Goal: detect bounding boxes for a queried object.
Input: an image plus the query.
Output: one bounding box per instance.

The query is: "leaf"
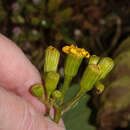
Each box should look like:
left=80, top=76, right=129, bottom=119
left=63, top=84, right=96, bottom=130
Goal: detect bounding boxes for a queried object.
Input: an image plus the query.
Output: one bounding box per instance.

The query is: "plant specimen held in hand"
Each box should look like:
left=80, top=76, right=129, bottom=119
left=30, top=44, right=114, bottom=123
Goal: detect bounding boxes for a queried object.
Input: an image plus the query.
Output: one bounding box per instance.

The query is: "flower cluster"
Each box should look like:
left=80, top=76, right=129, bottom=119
left=31, top=44, right=114, bottom=124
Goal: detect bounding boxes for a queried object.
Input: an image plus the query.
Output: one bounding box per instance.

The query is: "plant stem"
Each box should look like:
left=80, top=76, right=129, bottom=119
left=45, top=105, right=50, bottom=116
left=54, top=107, right=62, bottom=123
left=62, top=90, right=84, bottom=114
left=45, top=94, right=54, bottom=117
left=60, top=75, right=72, bottom=105
left=54, top=75, right=72, bottom=123
left=44, top=99, right=51, bottom=116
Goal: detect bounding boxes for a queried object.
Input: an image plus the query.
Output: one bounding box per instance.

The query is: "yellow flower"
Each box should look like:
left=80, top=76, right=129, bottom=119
left=62, top=46, right=70, bottom=54
left=62, top=44, right=90, bottom=58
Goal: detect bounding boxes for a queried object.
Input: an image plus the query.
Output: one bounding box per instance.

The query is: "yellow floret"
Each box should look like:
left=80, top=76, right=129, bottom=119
left=62, top=46, right=70, bottom=54
left=70, top=48, right=77, bottom=54
left=62, top=44, right=90, bottom=58
left=70, top=44, right=75, bottom=49
left=81, top=49, right=87, bottom=55
left=85, top=53, right=90, bottom=58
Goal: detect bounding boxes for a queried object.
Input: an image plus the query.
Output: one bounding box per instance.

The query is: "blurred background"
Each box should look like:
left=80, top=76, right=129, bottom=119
left=0, top=0, right=130, bottom=130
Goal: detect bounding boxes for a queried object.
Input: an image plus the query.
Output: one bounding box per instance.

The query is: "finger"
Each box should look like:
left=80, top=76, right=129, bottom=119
left=0, top=87, right=65, bottom=130
left=0, top=34, right=44, bottom=112
left=0, top=34, right=65, bottom=128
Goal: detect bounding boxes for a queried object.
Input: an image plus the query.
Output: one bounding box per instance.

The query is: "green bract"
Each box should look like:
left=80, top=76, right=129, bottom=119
left=45, top=72, right=60, bottom=99
left=64, top=54, right=83, bottom=77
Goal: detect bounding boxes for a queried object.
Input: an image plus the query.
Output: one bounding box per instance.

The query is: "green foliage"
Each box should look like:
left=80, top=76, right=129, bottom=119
left=11, top=15, right=25, bottom=24
left=60, top=8, right=73, bottom=23
left=48, top=0, right=62, bottom=13
left=28, top=30, right=41, bottom=42
left=30, top=45, right=114, bottom=123
left=63, top=84, right=96, bottom=130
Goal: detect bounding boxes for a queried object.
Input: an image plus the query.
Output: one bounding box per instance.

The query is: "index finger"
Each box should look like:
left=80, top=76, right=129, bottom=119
left=0, top=34, right=45, bottom=113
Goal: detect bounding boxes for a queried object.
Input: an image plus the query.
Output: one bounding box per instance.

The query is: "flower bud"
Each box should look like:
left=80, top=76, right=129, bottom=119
left=45, top=72, right=60, bottom=99
left=98, top=57, right=114, bottom=79
left=88, top=55, right=100, bottom=65
left=52, top=90, right=62, bottom=99
left=62, top=45, right=90, bottom=77
left=31, top=84, right=45, bottom=101
left=64, top=54, right=83, bottom=77
left=79, top=64, right=101, bottom=94
left=44, top=46, right=60, bottom=73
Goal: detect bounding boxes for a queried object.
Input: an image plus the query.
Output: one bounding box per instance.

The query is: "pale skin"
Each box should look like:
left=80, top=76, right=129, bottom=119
left=0, top=34, right=65, bottom=130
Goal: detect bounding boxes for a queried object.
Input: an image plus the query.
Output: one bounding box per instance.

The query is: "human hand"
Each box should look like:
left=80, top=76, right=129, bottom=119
left=0, top=34, right=65, bottom=130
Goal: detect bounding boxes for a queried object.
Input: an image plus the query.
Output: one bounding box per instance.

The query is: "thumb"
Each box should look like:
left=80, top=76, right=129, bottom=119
left=0, top=87, right=65, bottom=130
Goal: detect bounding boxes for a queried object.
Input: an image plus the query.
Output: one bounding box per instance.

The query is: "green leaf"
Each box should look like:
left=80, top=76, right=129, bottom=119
left=63, top=84, right=96, bottom=130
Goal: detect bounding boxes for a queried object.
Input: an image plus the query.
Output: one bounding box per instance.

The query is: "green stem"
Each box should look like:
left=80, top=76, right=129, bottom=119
left=47, top=91, right=51, bottom=102
left=45, top=104, right=51, bottom=116
left=62, top=90, right=85, bottom=114
left=45, top=92, right=53, bottom=117
left=54, top=75, right=72, bottom=123
left=54, top=91, right=84, bottom=123
left=60, top=75, right=72, bottom=105
left=54, top=107, right=62, bottom=123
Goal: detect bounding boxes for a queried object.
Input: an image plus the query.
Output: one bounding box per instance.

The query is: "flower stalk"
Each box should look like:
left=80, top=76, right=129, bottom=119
left=61, top=45, right=90, bottom=103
